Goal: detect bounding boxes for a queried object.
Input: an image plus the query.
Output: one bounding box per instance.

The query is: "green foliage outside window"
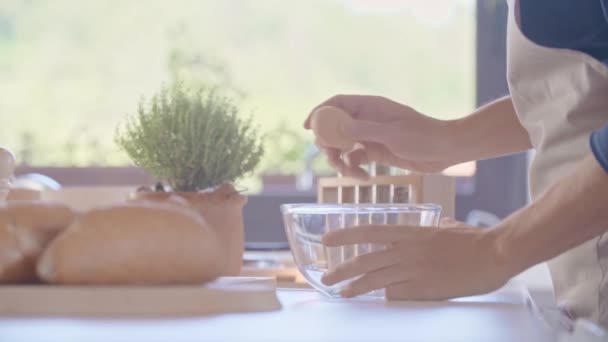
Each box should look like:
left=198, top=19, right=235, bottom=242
left=0, top=0, right=474, bottom=183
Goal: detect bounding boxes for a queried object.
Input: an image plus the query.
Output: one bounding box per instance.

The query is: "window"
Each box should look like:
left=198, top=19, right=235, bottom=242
left=1, top=0, right=476, bottom=191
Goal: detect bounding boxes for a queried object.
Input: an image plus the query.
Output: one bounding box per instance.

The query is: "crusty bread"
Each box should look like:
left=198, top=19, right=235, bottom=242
left=131, top=184, right=247, bottom=276
left=0, top=201, right=76, bottom=283
left=0, top=221, right=31, bottom=283
left=5, top=201, right=76, bottom=248
left=7, top=187, right=42, bottom=201
left=37, top=202, right=223, bottom=285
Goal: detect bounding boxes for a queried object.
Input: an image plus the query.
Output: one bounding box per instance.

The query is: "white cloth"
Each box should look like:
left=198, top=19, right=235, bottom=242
left=506, top=0, right=608, bottom=324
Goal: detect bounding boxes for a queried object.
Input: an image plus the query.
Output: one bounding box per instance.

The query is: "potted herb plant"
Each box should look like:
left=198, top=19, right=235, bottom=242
left=115, top=83, right=264, bottom=276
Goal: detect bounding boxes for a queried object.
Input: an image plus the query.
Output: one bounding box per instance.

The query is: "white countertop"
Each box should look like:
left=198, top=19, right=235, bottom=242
left=0, top=284, right=556, bottom=342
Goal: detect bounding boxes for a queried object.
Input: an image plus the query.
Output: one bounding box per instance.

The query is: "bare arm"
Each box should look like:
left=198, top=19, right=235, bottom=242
left=447, top=96, right=533, bottom=164
left=494, top=153, right=608, bottom=275
left=305, top=95, right=532, bottom=178
left=319, top=153, right=608, bottom=300
left=316, top=100, right=608, bottom=301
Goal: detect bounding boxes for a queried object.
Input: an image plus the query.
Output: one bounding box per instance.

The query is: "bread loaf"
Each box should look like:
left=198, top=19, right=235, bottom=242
left=37, top=202, right=223, bottom=285
left=0, top=220, right=30, bottom=283
left=5, top=201, right=76, bottom=247
left=0, top=201, right=76, bottom=283
left=131, top=184, right=247, bottom=276
left=7, top=187, right=42, bottom=201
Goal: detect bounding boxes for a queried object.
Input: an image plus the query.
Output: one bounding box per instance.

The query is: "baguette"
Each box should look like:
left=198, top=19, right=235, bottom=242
left=6, top=187, right=41, bottom=201
left=38, top=202, right=223, bottom=285
left=0, top=221, right=30, bottom=282
left=0, top=201, right=76, bottom=283
left=5, top=201, right=76, bottom=248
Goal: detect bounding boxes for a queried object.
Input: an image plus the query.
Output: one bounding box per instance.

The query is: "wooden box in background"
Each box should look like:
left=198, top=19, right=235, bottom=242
left=318, top=166, right=455, bottom=219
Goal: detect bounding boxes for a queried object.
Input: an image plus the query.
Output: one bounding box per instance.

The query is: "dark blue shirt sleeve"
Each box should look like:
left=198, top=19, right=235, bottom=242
left=591, top=124, right=608, bottom=173
left=520, top=0, right=608, bottom=65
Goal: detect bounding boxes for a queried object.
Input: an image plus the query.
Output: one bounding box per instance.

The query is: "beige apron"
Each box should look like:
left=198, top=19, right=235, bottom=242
left=506, top=0, right=608, bottom=324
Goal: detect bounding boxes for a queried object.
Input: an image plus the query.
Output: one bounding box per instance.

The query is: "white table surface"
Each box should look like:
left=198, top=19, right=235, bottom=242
left=0, top=284, right=556, bottom=342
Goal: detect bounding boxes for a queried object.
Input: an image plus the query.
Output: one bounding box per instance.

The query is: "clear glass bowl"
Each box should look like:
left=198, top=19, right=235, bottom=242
left=281, top=203, right=441, bottom=298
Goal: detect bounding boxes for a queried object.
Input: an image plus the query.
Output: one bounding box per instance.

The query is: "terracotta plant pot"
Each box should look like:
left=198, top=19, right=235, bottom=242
left=132, top=183, right=246, bottom=276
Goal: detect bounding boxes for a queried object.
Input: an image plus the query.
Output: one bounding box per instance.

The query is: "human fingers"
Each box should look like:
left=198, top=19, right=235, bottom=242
left=340, top=265, right=411, bottom=298
left=324, top=147, right=348, bottom=175
left=305, top=94, right=354, bottom=129
left=367, top=150, right=450, bottom=174
left=321, top=248, right=399, bottom=286
left=385, top=280, right=478, bottom=301
left=342, top=149, right=371, bottom=180
left=322, top=225, right=426, bottom=246
left=354, top=142, right=410, bottom=169
left=349, top=142, right=423, bottom=172
left=385, top=281, right=440, bottom=301
left=305, top=94, right=392, bottom=129
left=344, top=143, right=413, bottom=175
left=317, top=139, right=368, bottom=178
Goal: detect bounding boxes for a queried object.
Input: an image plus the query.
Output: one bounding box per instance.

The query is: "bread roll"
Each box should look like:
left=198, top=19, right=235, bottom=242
left=0, top=201, right=75, bottom=283
left=5, top=201, right=76, bottom=247
left=131, top=184, right=247, bottom=276
left=0, top=221, right=30, bottom=283
left=7, top=187, right=42, bottom=201
left=37, top=202, right=223, bottom=285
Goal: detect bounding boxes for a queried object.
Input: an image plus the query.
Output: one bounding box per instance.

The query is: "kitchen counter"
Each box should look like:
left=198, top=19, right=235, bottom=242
left=0, top=284, right=557, bottom=342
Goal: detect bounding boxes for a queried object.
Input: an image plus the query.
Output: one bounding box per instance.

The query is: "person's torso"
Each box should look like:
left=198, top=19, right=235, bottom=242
left=509, top=0, right=608, bottom=196
left=506, top=0, right=608, bottom=324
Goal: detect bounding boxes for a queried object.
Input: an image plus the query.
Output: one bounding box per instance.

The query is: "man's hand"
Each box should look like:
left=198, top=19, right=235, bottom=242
left=305, top=95, right=457, bottom=179
left=321, top=219, right=513, bottom=300
left=304, top=95, right=531, bottom=179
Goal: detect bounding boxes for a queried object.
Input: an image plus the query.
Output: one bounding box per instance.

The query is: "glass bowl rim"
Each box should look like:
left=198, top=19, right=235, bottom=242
left=281, top=203, right=441, bottom=214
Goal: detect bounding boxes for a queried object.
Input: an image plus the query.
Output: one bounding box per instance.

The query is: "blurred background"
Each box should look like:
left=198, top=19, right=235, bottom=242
left=0, top=0, right=475, bottom=185
left=2, top=1, right=528, bottom=239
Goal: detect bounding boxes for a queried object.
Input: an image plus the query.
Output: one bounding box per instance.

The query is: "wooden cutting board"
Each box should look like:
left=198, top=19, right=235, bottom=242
left=0, top=277, right=281, bottom=317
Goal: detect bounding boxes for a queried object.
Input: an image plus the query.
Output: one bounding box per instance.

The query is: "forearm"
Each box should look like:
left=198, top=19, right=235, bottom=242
left=446, top=96, right=532, bottom=164
left=492, top=154, right=608, bottom=276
